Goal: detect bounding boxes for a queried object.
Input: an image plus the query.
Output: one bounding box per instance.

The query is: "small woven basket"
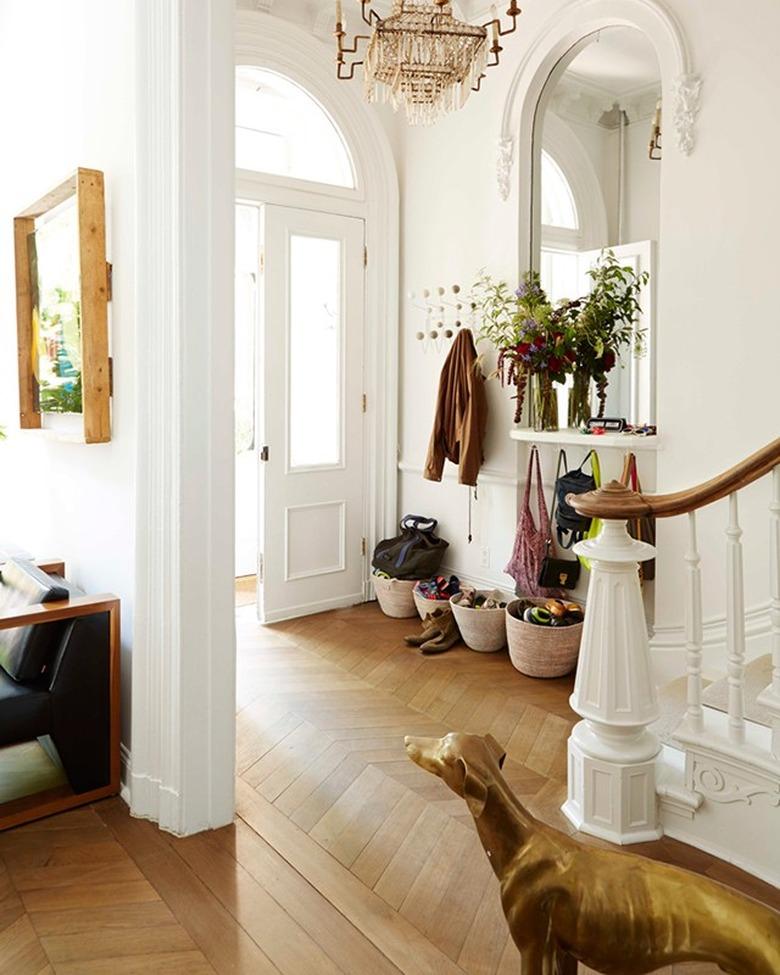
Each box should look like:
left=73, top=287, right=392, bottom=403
left=506, top=598, right=583, bottom=678
left=449, top=592, right=508, bottom=653
left=413, top=587, right=450, bottom=620
left=373, top=576, right=419, bottom=618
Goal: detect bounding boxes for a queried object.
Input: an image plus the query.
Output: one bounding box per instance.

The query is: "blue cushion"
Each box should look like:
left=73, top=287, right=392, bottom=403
left=0, top=560, right=69, bottom=682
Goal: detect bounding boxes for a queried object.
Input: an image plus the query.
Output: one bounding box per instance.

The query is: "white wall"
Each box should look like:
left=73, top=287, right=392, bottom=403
left=397, top=0, right=779, bottom=673
left=0, top=1, right=136, bottom=741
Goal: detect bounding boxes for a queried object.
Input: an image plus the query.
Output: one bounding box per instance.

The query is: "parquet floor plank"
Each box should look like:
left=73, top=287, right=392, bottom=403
left=0, top=914, right=51, bottom=975
left=212, top=818, right=403, bottom=975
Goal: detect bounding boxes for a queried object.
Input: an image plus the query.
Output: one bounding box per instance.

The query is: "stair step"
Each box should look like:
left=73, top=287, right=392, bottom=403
left=701, top=654, right=773, bottom=729
left=653, top=675, right=712, bottom=747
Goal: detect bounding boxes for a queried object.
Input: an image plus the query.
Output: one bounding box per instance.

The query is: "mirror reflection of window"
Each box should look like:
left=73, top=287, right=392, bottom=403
left=540, top=151, right=581, bottom=304
left=534, top=26, right=661, bottom=424
left=29, top=199, right=83, bottom=415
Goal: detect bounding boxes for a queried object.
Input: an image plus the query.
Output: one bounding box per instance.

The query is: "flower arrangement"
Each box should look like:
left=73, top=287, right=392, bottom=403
left=474, top=251, right=649, bottom=429
left=473, top=271, right=575, bottom=425
left=568, top=251, right=649, bottom=421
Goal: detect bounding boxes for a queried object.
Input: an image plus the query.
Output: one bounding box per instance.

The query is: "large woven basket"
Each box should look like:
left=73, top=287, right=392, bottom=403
left=450, top=592, right=508, bottom=653
left=373, top=576, right=419, bottom=618
left=506, top=598, right=583, bottom=678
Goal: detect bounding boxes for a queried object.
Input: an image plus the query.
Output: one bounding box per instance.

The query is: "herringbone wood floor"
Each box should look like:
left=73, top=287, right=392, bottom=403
left=1, top=602, right=777, bottom=974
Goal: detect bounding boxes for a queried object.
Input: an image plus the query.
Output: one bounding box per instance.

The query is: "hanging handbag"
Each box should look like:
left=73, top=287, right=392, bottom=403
left=621, top=452, right=656, bottom=581
left=505, top=446, right=557, bottom=596
left=578, top=450, right=602, bottom=571
left=538, top=450, right=581, bottom=590
left=372, top=515, right=449, bottom=580
left=554, top=449, right=599, bottom=549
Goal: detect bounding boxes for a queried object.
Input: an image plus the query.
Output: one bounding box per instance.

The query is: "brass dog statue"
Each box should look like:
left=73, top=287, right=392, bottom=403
left=405, top=731, right=780, bottom=975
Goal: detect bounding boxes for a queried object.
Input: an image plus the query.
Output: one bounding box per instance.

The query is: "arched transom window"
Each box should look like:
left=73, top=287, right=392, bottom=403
left=541, top=150, right=579, bottom=232
left=235, top=66, right=356, bottom=188
left=540, top=150, right=582, bottom=303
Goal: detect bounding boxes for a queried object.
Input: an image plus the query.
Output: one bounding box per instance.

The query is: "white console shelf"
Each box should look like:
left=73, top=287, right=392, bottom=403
left=509, top=428, right=662, bottom=451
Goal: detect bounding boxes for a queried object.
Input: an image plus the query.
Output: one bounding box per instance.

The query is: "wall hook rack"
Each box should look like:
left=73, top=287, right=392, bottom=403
left=409, top=283, right=477, bottom=353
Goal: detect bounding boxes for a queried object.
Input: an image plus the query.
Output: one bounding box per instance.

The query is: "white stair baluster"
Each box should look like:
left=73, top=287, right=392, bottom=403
left=758, top=466, right=780, bottom=758
left=685, top=511, right=704, bottom=734
left=726, top=492, right=746, bottom=745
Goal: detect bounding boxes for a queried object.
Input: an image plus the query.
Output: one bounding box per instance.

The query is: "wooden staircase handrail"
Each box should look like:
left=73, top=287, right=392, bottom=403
left=569, top=437, right=780, bottom=520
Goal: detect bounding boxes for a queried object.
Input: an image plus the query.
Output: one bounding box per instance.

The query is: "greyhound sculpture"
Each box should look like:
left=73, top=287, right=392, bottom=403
left=405, top=731, right=780, bottom=975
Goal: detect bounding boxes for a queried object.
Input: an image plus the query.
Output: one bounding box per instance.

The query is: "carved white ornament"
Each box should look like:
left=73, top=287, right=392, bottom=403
left=497, top=137, right=514, bottom=202
left=694, top=762, right=780, bottom=807
left=673, top=73, right=702, bottom=155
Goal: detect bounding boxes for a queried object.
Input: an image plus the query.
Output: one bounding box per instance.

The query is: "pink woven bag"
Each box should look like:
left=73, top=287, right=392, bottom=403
left=505, top=446, right=553, bottom=597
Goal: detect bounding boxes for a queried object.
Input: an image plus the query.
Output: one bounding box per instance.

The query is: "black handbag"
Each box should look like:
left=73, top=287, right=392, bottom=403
left=372, top=515, right=449, bottom=580
left=538, top=450, right=581, bottom=591
left=554, top=449, right=597, bottom=549
left=538, top=549, right=581, bottom=590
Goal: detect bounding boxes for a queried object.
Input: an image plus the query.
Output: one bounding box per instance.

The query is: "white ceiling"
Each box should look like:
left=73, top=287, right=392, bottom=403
left=566, top=27, right=661, bottom=96
left=236, top=0, right=487, bottom=33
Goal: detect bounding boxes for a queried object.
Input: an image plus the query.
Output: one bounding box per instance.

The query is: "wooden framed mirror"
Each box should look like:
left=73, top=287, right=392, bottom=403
left=14, top=168, right=111, bottom=443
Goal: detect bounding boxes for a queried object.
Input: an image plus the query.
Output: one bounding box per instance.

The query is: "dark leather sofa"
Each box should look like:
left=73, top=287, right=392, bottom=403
left=0, top=559, right=120, bottom=827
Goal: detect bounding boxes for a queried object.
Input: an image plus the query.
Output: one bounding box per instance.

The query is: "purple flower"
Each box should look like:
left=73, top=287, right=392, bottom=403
left=515, top=283, right=529, bottom=298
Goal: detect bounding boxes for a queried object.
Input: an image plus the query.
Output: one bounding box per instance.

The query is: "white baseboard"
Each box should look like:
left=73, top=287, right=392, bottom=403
left=261, top=590, right=366, bottom=624
left=119, top=742, right=132, bottom=806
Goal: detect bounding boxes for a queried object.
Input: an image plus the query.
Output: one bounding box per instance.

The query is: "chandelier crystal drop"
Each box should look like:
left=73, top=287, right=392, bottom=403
left=335, top=0, right=521, bottom=126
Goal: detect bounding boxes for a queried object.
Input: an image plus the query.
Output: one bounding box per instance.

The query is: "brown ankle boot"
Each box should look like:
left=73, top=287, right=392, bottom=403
left=420, top=609, right=461, bottom=654
left=404, top=608, right=448, bottom=646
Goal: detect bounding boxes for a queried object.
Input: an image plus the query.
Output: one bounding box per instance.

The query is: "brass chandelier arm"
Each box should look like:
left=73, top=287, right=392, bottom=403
left=334, top=18, right=369, bottom=80
left=481, top=1, right=522, bottom=40
left=337, top=59, right=364, bottom=80
left=477, top=1, right=521, bottom=78
left=336, top=31, right=371, bottom=55
left=359, top=0, right=382, bottom=27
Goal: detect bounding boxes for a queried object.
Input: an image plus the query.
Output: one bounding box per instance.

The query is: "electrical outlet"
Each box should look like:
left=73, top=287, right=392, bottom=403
left=480, top=547, right=490, bottom=568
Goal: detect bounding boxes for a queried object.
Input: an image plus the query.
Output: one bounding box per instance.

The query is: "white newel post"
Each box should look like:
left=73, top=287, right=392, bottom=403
left=563, top=513, right=661, bottom=844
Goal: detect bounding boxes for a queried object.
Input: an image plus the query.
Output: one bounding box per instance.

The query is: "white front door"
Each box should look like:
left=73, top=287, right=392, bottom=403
left=259, top=204, right=366, bottom=623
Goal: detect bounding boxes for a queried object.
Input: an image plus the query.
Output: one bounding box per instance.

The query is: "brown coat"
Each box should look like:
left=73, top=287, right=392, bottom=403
left=424, top=329, right=488, bottom=487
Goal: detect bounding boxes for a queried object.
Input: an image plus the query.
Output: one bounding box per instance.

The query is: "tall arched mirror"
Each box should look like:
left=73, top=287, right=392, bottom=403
left=532, top=27, right=661, bottom=425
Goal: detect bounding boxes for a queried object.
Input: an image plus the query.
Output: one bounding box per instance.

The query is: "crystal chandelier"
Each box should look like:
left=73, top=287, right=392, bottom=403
left=334, top=1, right=522, bottom=125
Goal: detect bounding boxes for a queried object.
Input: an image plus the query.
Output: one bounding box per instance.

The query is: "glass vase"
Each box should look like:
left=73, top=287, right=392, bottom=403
left=568, top=370, right=592, bottom=429
left=531, top=373, right=559, bottom=432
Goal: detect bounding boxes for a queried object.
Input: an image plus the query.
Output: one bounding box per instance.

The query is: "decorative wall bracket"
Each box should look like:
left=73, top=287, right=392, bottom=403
left=496, top=71, right=703, bottom=198
left=690, top=755, right=780, bottom=808
left=672, top=73, right=702, bottom=156
left=497, top=136, right=514, bottom=202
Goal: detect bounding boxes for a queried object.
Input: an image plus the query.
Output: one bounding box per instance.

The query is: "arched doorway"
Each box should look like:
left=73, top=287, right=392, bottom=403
left=234, top=13, right=400, bottom=625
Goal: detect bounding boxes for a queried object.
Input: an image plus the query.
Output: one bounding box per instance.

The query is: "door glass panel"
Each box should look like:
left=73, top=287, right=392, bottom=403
left=289, top=234, right=342, bottom=469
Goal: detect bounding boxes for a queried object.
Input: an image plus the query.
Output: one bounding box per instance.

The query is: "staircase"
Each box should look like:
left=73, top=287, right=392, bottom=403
left=655, top=655, right=780, bottom=887
left=560, top=439, right=780, bottom=888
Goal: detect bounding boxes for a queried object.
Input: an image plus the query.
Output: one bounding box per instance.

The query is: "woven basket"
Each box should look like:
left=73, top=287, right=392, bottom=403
left=373, top=576, right=419, bottom=618
left=450, top=592, right=508, bottom=653
left=506, top=598, right=583, bottom=678
left=413, top=587, right=450, bottom=620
